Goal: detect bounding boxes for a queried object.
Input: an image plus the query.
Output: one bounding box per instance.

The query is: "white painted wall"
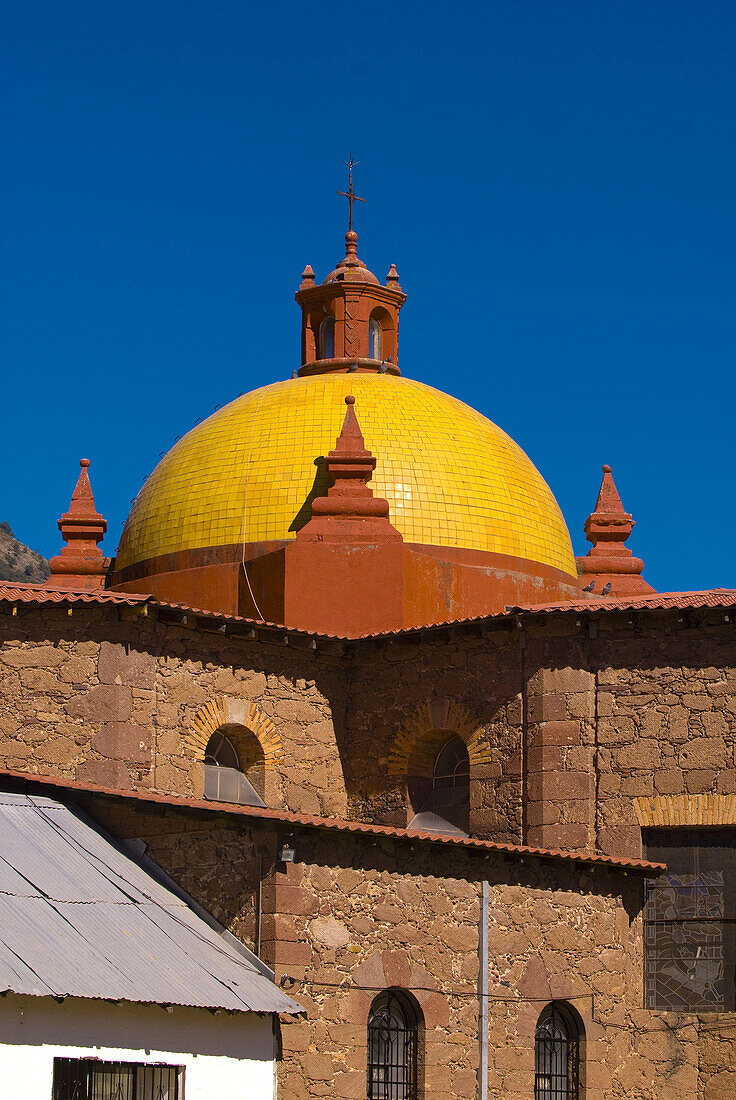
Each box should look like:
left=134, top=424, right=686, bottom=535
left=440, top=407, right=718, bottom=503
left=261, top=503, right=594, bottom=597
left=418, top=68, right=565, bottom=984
left=0, top=994, right=276, bottom=1099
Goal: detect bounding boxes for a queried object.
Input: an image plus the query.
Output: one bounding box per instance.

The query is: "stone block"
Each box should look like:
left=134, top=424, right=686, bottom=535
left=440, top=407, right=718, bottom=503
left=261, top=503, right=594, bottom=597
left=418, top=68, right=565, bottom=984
left=526, top=746, right=562, bottom=770
left=65, top=684, right=133, bottom=724
left=534, top=721, right=581, bottom=747
left=274, top=885, right=319, bottom=917
left=75, top=758, right=131, bottom=787
left=598, top=825, right=642, bottom=859
left=91, top=722, right=151, bottom=763
left=526, top=694, right=567, bottom=723
left=552, top=772, right=593, bottom=800
left=1, top=645, right=66, bottom=669
left=98, top=641, right=156, bottom=689
left=678, top=737, right=729, bottom=771
left=309, top=916, right=351, bottom=948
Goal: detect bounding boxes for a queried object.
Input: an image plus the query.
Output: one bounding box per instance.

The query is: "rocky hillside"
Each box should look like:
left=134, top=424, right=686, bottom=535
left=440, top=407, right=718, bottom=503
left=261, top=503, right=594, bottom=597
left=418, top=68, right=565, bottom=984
left=0, top=522, right=50, bottom=583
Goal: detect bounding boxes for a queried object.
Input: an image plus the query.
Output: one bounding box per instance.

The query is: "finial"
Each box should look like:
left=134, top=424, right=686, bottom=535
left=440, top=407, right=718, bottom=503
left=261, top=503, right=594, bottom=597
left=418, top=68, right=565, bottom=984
left=337, top=154, right=366, bottom=234
left=345, top=395, right=355, bottom=405
left=386, top=263, right=401, bottom=289
left=344, top=230, right=358, bottom=259
left=48, top=457, right=108, bottom=590
left=300, top=265, right=315, bottom=289
left=575, top=463, right=654, bottom=597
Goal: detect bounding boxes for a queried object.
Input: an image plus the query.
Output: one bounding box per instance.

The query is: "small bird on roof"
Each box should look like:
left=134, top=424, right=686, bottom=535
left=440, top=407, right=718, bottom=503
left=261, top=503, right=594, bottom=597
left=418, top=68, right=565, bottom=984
left=601, top=581, right=612, bottom=595
left=582, top=580, right=595, bottom=592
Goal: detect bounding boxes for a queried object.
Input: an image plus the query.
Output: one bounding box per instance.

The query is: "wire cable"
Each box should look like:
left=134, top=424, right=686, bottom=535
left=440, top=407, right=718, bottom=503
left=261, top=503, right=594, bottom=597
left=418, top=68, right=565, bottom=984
left=240, top=388, right=268, bottom=621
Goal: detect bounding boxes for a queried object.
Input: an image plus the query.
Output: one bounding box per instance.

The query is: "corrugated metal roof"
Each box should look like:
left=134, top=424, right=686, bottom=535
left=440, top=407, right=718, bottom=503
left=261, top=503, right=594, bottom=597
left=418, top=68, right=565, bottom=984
left=0, top=791, right=302, bottom=1015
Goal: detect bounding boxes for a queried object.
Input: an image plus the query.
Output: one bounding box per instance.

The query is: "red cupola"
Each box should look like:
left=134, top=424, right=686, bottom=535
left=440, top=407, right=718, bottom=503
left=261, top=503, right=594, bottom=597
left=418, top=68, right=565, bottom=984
left=295, top=160, right=406, bottom=376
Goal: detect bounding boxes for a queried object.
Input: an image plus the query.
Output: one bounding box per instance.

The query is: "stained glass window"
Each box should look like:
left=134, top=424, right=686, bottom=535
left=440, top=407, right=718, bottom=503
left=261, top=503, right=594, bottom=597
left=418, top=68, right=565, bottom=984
left=645, top=829, right=736, bottom=1010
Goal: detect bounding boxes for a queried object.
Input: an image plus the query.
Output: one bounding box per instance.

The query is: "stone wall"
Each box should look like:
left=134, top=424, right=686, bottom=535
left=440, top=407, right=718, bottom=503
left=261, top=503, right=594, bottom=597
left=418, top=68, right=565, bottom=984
left=5, top=604, right=736, bottom=857
left=346, top=632, right=525, bottom=841
left=70, top=790, right=723, bottom=1100
left=0, top=606, right=348, bottom=817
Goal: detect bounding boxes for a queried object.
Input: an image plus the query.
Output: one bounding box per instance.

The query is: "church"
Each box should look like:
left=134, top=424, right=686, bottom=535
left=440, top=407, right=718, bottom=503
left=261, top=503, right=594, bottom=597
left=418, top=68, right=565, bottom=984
left=1, top=181, right=736, bottom=1099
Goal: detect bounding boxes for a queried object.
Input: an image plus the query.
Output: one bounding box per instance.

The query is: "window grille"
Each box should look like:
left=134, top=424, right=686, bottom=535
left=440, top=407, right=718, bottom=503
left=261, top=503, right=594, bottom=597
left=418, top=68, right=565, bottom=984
left=645, top=828, right=736, bottom=1010
left=534, top=1002, right=580, bottom=1100
left=367, top=989, right=418, bottom=1100
left=431, top=736, right=470, bottom=832
left=52, top=1057, right=181, bottom=1100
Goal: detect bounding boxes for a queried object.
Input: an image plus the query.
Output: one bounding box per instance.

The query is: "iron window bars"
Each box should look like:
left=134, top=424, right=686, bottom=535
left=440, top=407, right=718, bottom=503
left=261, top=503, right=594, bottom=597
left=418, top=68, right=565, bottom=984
left=534, top=1002, right=580, bottom=1100
left=52, top=1057, right=181, bottom=1100
left=367, top=989, right=419, bottom=1100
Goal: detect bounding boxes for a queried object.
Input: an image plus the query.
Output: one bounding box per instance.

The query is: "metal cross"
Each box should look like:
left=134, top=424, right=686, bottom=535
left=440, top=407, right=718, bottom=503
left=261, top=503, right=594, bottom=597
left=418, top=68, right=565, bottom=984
left=337, top=154, right=366, bottom=232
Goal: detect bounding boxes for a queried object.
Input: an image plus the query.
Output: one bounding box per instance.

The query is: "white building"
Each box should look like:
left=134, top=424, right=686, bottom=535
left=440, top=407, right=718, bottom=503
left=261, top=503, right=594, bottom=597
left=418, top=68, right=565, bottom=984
left=0, top=791, right=302, bottom=1099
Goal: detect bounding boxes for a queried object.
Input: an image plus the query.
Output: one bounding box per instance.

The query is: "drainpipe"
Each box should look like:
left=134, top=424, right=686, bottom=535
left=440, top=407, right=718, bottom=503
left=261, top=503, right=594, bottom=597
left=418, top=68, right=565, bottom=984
left=256, top=852, right=264, bottom=959
left=478, top=878, right=489, bottom=1100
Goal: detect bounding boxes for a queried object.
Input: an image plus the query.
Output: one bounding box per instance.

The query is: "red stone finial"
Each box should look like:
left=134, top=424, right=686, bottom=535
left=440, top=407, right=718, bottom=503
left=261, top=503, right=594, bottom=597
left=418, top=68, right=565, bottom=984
left=300, top=264, right=315, bottom=289
left=305, top=396, right=399, bottom=525
left=576, top=464, right=654, bottom=597
left=48, top=458, right=108, bottom=590
left=344, top=230, right=358, bottom=261
left=386, top=263, right=401, bottom=289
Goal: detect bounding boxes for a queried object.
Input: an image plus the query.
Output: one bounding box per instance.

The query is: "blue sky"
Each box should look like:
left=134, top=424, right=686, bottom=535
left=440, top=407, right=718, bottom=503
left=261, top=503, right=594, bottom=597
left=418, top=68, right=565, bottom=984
left=2, top=2, right=735, bottom=592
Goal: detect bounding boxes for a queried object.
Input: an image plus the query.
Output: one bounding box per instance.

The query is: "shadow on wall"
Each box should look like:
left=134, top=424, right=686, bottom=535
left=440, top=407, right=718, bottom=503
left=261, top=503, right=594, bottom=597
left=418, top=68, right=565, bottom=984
left=0, top=994, right=274, bottom=1061
left=288, top=459, right=330, bottom=534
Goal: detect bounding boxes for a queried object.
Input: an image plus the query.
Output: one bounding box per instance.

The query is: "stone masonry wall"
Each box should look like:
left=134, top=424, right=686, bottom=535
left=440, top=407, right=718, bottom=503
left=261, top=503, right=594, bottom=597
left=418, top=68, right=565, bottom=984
left=64, top=791, right=727, bottom=1100
left=346, top=632, right=525, bottom=841
left=0, top=606, right=348, bottom=817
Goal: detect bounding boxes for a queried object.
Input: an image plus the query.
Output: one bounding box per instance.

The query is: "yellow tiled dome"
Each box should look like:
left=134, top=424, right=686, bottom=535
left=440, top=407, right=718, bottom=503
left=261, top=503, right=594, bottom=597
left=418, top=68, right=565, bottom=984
left=116, top=373, right=576, bottom=577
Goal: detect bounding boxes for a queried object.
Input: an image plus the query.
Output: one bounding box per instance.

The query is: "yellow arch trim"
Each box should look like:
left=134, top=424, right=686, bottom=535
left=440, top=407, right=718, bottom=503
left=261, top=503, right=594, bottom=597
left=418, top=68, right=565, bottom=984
left=184, top=696, right=283, bottom=763
left=387, top=700, right=492, bottom=777
left=634, top=794, right=736, bottom=827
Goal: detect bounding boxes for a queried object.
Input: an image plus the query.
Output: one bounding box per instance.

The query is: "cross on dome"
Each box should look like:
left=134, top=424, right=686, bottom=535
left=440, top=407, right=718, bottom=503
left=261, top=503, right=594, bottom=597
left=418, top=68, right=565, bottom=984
left=337, top=154, right=366, bottom=234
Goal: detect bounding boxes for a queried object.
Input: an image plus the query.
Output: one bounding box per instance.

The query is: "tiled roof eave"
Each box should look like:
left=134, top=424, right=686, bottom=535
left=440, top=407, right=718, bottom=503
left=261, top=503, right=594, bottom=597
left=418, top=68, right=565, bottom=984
left=0, top=769, right=665, bottom=876
left=1, top=582, right=734, bottom=647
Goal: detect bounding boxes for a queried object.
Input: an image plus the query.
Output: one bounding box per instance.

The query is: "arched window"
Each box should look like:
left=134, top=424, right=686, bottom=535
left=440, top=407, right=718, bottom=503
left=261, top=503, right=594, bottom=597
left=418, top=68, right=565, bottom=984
left=534, top=1002, right=581, bottom=1100
left=432, top=736, right=470, bottom=832
left=204, top=728, right=265, bottom=807
left=408, top=735, right=470, bottom=836
left=368, top=315, right=382, bottom=360
left=367, top=989, right=419, bottom=1100
left=320, top=316, right=335, bottom=359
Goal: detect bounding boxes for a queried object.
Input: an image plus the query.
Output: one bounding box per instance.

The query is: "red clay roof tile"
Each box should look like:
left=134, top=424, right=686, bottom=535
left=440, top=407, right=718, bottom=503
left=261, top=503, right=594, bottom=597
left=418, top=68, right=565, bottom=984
left=0, top=768, right=665, bottom=875
left=1, top=582, right=734, bottom=642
